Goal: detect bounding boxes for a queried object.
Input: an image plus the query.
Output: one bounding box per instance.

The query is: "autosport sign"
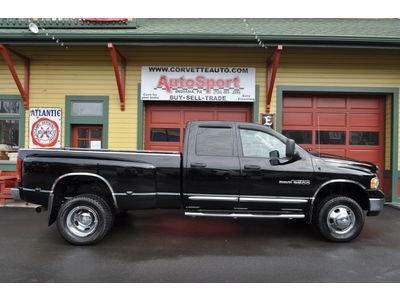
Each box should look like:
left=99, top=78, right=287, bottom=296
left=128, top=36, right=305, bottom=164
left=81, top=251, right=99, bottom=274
left=141, top=66, right=256, bottom=102
left=29, top=108, right=62, bottom=148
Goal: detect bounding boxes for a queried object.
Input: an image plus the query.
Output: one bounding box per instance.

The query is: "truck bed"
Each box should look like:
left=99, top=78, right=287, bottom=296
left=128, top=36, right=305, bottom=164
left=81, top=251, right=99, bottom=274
left=17, top=148, right=182, bottom=210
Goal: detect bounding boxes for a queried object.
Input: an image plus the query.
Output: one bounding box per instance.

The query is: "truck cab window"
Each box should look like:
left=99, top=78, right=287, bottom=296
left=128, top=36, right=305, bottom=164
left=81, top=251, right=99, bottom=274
left=240, top=129, right=286, bottom=158
left=196, top=127, right=234, bottom=156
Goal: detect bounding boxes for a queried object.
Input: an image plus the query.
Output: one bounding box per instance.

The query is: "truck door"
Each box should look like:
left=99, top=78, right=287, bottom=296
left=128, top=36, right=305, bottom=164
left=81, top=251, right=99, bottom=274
left=183, top=122, right=240, bottom=209
left=237, top=125, right=314, bottom=211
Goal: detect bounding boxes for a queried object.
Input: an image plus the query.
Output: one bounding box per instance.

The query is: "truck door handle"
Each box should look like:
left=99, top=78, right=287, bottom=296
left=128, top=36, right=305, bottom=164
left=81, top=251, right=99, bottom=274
left=244, top=164, right=261, bottom=170
left=191, top=162, right=207, bottom=168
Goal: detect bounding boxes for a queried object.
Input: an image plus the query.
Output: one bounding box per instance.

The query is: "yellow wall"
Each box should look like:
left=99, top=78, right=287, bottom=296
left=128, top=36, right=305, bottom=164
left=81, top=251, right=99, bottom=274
left=1, top=46, right=400, bottom=170
left=273, top=48, right=400, bottom=107
left=1, top=47, right=135, bottom=149
left=1, top=46, right=270, bottom=151
left=0, top=52, right=24, bottom=93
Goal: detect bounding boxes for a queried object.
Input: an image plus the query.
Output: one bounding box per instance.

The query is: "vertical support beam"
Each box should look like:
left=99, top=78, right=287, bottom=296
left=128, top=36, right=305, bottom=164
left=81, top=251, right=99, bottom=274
left=107, top=43, right=126, bottom=111
left=391, top=90, right=399, bottom=203
left=252, top=85, right=260, bottom=123
left=137, top=84, right=144, bottom=150
left=0, top=44, right=30, bottom=109
left=266, top=45, right=283, bottom=112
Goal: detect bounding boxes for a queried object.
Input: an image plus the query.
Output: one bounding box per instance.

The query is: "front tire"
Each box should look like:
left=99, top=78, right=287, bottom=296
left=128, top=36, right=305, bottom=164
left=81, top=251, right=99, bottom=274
left=313, top=195, right=365, bottom=242
left=56, top=194, right=114, bottom=245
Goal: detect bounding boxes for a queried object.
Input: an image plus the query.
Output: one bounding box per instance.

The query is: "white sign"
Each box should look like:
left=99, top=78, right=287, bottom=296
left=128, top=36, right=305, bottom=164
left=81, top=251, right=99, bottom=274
left=141, top=66, right=256, bottom=102
left=261, top=113, right=275, bottom=129
left=90, top=140, right=102, bottom=149
left=29, top=108, right=62, bottom=148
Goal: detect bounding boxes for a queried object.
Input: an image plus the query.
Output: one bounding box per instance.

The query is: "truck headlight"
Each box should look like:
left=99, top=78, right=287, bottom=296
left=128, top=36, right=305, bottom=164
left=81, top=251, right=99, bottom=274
left=370, top=176, right=379, bottom=189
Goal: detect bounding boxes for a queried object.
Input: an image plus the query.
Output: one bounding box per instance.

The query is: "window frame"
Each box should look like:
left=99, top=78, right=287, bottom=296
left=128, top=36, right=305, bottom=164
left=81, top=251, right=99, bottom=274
left=65, top=96, right=109, bottom=148
left=72, top=125, right=103, bottom=148
left=0, top=95, right=25, bottom=170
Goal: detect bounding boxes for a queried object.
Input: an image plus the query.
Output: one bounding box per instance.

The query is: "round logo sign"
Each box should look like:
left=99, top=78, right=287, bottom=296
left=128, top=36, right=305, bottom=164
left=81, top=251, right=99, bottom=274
left=31, top=117, right=60, bottom=147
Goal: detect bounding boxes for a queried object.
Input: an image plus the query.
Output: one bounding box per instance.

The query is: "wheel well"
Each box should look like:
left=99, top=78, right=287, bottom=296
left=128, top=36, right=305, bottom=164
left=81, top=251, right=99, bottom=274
left=53, top=175, right=115, bottom=207
left=49, top=175, right=115, bottom=225
left=311, top=182, right=369, bottom=219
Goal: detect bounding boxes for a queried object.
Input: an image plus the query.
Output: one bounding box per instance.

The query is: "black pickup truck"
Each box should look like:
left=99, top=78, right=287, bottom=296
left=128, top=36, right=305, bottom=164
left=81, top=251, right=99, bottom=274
left=12, top=121, right=385, bottom=245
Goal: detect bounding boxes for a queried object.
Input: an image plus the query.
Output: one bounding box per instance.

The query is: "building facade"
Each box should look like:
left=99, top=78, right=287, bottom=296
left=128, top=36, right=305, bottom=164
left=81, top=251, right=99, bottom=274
left=0, top=18, right=399, bottom=203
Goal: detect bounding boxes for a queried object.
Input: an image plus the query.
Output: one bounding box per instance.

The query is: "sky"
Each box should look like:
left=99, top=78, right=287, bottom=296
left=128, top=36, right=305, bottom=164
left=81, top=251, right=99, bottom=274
left=1, top=0, right=399, bottom=18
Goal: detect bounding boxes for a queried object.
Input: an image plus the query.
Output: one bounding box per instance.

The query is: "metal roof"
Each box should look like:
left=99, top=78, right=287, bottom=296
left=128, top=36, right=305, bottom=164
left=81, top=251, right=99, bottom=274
left=1, top=18, right=400, bottom=48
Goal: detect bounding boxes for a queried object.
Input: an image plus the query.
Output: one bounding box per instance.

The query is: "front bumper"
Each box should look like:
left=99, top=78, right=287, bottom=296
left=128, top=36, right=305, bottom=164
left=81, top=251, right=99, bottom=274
left=367, top=189, right=385, bottom=216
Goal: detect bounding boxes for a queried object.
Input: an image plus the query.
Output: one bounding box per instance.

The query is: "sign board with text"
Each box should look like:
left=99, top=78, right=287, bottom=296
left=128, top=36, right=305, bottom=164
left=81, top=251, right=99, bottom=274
left=141, top=66, right=256, bottom=102
left=29, top=108, right=62, bottom=148
left=260, top=113, right=275, bottom=129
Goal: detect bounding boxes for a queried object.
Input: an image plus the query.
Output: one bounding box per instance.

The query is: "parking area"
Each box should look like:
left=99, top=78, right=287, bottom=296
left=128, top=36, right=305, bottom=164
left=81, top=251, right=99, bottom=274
left=1, top=205, right=400, bottom=282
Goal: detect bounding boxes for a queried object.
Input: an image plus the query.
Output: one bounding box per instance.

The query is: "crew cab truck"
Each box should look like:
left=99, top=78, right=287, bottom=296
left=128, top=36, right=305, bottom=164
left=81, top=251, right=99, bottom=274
left=12, top=121, right=385, bottom=245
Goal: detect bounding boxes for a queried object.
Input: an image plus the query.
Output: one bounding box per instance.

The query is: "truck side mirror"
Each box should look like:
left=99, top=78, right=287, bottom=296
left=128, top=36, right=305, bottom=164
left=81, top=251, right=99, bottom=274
left=269, top=150, right=280, bottom=166
left=286, top=138, right=296, bottom=158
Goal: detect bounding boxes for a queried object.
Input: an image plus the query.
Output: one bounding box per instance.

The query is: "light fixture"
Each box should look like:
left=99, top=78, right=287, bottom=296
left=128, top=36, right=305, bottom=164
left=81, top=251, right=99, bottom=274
left=28, top=22, right=39, bottom=34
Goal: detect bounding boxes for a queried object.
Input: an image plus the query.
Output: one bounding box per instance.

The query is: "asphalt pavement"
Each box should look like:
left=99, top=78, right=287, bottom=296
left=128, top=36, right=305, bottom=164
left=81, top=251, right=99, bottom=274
left=1, top=205, right=400, bottom=282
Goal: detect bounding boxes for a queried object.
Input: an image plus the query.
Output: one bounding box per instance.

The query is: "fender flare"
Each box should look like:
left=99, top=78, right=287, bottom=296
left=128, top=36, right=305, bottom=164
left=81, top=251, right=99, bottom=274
left=48, top=172, right=117, bottom=225
left=308, top=179, right=367, bottom=223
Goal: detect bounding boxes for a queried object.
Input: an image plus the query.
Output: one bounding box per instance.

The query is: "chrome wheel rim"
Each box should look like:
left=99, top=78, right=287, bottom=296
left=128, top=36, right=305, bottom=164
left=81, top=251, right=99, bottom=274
left=66, top=206, right=99, bottom=238
left=327, top=205, right=355, bottom=235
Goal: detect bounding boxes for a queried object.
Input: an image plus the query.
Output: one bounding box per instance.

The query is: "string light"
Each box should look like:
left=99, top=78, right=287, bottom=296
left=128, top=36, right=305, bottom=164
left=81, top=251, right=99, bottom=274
left=243, top=18, right=267, bottom=49
left=28, top=19, right=69, bottom=50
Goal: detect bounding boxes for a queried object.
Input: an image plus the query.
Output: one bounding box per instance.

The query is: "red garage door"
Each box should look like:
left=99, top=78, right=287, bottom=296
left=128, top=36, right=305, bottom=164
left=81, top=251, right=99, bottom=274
left=145, top=102, right=251, bottom=151
left=282, top=94, right=385, bottom=179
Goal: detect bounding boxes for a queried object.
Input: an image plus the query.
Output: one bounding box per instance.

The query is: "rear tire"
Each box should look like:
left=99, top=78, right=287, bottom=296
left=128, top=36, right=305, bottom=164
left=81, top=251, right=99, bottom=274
left=313, top=195, right=365, bottom=242
left=56, top=194, right=114, bottom=245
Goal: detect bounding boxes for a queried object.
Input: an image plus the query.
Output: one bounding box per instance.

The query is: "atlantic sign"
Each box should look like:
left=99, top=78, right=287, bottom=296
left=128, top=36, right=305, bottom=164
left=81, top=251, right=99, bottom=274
left=29, top=108, right=62, bottom=148
left=141, top=66, right=256, bottom=102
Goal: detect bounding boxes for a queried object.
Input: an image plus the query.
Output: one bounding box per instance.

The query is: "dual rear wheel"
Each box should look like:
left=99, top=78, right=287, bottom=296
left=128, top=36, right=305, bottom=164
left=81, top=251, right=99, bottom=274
left=56, top=194, right=114, bottom=245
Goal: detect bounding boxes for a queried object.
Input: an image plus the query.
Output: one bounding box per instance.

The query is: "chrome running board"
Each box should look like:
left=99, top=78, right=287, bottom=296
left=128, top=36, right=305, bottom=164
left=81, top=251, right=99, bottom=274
left=184, top=211, right=304, bottom=219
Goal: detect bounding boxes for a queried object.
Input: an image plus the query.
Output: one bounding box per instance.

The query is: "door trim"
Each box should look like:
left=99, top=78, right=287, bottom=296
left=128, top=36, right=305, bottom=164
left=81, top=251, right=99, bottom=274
left=240, top=196, right=309, bottom=203
left=185, top=211, right=305, bottom=219
left=65, top=95, right=109, bottom=148
left=187, top=194, right=238, bottom=202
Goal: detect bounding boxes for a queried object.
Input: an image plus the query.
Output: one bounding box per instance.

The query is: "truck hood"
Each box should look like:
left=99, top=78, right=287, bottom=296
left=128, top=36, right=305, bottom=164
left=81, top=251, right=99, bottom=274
left=311, top=152, right=378, bottom=175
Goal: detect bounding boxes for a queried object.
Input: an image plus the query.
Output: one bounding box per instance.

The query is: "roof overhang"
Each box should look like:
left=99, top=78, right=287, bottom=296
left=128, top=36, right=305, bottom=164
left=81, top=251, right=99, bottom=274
left=2, top=34, right=400, bottom=49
